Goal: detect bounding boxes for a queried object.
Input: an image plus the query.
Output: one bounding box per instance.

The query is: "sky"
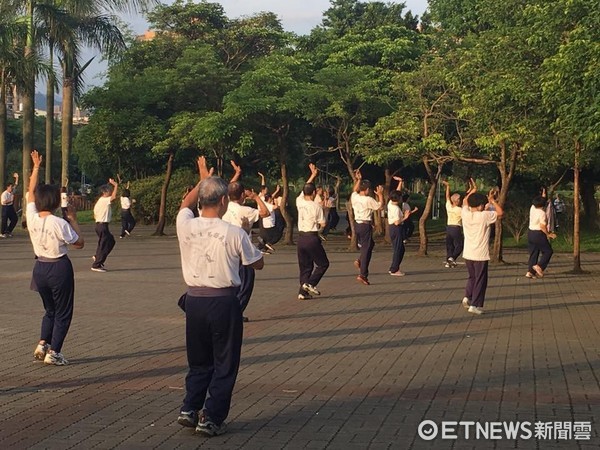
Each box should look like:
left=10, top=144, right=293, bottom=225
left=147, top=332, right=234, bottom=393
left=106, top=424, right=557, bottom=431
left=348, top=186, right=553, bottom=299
left=83, top=0, right=429, bottom=87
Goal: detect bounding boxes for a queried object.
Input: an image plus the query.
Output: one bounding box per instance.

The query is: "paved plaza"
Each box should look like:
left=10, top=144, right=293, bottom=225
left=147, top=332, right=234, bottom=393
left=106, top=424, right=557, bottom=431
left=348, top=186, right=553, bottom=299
left=1, top=224, right=600, bottom=449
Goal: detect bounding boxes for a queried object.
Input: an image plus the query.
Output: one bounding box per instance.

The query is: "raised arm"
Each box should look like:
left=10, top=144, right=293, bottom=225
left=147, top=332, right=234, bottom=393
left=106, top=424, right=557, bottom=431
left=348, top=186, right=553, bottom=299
left=230, top=160, right=242, bottom=183
left=108, top=178, right=118, bottom=202
left=258, top=171, right=265, bottom=187
left=246, top=189, right=270, bottom=218
left=29, top=151, right=42, bottom=203
left=487, top=191, right=504, bottom=218
left=197, top=156, right=214, bottom=181
left=374, top=185, right=384, bottom=210
left=393, top=176, right=403, bottom=192
left=442, top=179, right=450, bottom=201
left=306, top=163, right=318, bottom=184
left=464, top=178, right=477, bottom=204
left=352, top=169, right=362, bottom=193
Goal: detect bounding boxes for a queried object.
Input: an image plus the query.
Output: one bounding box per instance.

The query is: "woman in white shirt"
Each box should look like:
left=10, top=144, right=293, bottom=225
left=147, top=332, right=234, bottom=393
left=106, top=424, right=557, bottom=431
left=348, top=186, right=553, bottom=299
left=120, top=188, right=136, bottom=238
left=27, top=151, right=84, bottom=366
left=526, top=195, right=556, bottom=278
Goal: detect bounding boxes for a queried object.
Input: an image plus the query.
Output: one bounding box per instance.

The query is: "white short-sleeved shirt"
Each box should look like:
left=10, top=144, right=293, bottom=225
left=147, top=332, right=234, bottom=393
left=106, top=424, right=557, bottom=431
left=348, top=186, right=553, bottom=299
left=387, top=201, right=402, bottom=225
left=27, top=203, right=79, bottom=258
left=121, top=197, right=132, bottom=209
left=176, top=209, right=262, bottom=288
left=314, top=194, right=324, bottom=209
left=60, top=192, right=68, bottom=208
left=461, top=206, right=497, bottom=261
left=275, top=196, right=284, bottom=208
left=1, top=190, right=14, bottom=205
left=222, top=201, right=260, bottom=230
left=529, top=205, right=547, bottom=231
left=94, top=196, right=113, bottom=223
left=446, top=200, right=462, bottom=226
left=262, top=202, right=276, bottom=228
left=351, top=192, right=381, bottom=222
left=326, top=196, right=336, bottom=208
left=296, top=193, right=324, bottom=232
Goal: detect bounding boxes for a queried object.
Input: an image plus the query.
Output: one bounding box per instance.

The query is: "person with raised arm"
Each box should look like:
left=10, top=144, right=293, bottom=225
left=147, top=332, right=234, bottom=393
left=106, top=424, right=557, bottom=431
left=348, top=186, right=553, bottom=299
left=296, top=163, right=329, bottom=300
left=91, top=177, right=118, bottom=272
left=1, top=172, right=19, bottom=237
left=387, top=176, right=411, bottom=276
left=460, top=178, right=504, bottom=315
left=526, top=191, right=557, bottom=279
left=351, top=169, right=384, bottom=285
left=175, top=156, right=264, bottom=436
left=27, top=150, right=84, bottom=366
left=442, top=179, right=464, bottom=268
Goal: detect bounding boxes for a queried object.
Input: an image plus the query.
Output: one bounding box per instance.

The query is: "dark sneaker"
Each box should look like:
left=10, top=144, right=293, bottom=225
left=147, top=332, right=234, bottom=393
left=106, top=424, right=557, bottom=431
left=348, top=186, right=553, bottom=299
left=34, top=343, right=49, bottom=361
left=302, top=283, right=320, bottom=296
left=196, top=415, right=227, bottom=436
left=177, top=410, right=199, bottom=428
left=44, top=351, right=68, bottom=366
left=242, top=316, right=249, bottom=323
left=356, top=275, right=370, bottom=285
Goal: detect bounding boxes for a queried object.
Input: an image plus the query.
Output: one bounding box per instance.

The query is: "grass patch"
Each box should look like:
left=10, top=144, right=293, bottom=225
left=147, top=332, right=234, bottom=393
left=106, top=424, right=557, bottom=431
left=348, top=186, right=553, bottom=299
left=504, top=229, right=600, bottom=252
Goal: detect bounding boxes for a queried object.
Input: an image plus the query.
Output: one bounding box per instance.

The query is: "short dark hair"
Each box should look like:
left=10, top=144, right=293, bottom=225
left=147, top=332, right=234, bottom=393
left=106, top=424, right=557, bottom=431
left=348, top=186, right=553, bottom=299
left=389, top=190, right=401, bottom=203
left=122, top=189, right=131, bottom=198
left=100, top=184, right=112, bottom=195
left=228, top=182, right=244, bottom=201
left=35, top=184, right=60, bottom=212
left=264, top=193, right=272, bottom=202
left=5, top=182, right=14, bottom=188
left=303, top=183, right=316, bottom=196
left=60, top=186, right=67, bottom=193
left=532, top=195, right=547, bottom=208
left=467, top=193, right=487, bottom=208
left=359, top=180, right=372, bottom=192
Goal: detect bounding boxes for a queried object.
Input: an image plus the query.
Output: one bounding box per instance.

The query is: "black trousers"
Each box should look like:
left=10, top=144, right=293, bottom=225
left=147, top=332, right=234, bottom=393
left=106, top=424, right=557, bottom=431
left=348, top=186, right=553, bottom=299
left=446, top=226, right=464, bottom=261
left=355, top=222, right=375, bottom=278
left=259, top=226, right=280, bottom=247
left=465, top=260, right=488, bottom=308
left=93, top=222, right=115, bottom=268
left=237, top=265, right=255, bottom=312
left=403, top=218, right=415, bottom=239
left=120, top=209, right=136, bottom=237
left=183, top=294, right=242, bottom=426
left=388, top=224, right=405, bottom=273
left=527, top=230, right=553, bottom=272
left=323, top=207, right=339, bottom=236
left=1, top=204, right=18, bottom=234
left=32, top=257, right=75, bottom=353
left=297, top=233, right=329, bottom=294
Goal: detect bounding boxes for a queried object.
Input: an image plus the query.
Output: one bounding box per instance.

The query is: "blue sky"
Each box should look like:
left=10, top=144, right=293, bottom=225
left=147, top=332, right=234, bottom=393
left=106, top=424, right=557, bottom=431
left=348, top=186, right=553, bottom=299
left=84, top=0, right=429, bottom=87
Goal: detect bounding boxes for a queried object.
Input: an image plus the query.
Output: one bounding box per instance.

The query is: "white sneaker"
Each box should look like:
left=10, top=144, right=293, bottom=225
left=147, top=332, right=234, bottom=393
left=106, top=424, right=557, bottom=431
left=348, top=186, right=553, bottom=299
left=297, top=293, right=312, bottom=300
left=462, top=297, right=471, bottom=309
left=44, top=351, right=69, bottom=365
left=533, top=265, right=544, bottom=278
left=91, top=267, right=107, bottom=273
left=468, top=305, right=484, bottom=315
left=302, top=283, right=320, bottom=296
left=444, top=262, right=451, bottom=268
left=389, top=271, right=405, bottom=276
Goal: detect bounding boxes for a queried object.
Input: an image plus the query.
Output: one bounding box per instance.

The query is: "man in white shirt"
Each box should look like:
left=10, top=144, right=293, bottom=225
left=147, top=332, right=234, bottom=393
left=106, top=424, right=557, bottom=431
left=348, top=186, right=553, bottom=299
left=526, top=195, right=556, bottom=278
left=222, top=176, right=270, bottom=321
left=91, top=178, right=118, bottom=272
left=296, top=164, right=329, bottom=300
left=350, top=170, right=384, bottom=285
left=1, top=174, right=19, bottom=237
left=175, top=162, right=263, bottom=437
left=387, top=177, right=411, bottom=276
left=460, top=179, right=503, bottom=315
left=442, top=180, right=464, bottom=268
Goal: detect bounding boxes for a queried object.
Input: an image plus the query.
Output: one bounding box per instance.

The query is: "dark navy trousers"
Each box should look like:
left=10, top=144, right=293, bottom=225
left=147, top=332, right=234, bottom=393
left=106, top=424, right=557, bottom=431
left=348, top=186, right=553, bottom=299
left=120, top=209, right=136, bottom=237
left=527, top=230, right=553, bottom=272
left=1, top=204, right=18, bottom=234
left=465, top=260, right=488, bottom=308
left=446, top=225, right=464, bottom=261
left=297, top=232, right=329, bottom=294
left=388, top=224, right=405, bottom=273
left=93, top=222, right=115, bottom=268
left=355, top=222, right=375, bottom=278
left=32, top=257, right=75, bottom=353
left=237, top=265, right=255, bottom=312
left=183, top=294, right=243, bottom=426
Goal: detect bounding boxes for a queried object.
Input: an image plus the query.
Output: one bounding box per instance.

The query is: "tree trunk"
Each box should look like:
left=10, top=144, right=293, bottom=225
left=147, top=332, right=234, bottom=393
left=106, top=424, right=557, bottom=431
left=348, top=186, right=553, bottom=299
left=0, top=74, right=6, bottom=183
left=418, top=158, right=443, bottom=256
left=153, top=151, right=174, bottom=236
left=46, top=49, right=54, bottom=184
left=572, top=141, right=582, bottom=273
left=280, top=157, right=294, bottom=245
left=383, top=168, right=392, bottom=243
left=22, top=0, right=34, bottom=217
left=491, top=143, right=518, bottom=263
left=580, top=170, right=598, bottom=230
left=61, top=72, right=74, bottom=186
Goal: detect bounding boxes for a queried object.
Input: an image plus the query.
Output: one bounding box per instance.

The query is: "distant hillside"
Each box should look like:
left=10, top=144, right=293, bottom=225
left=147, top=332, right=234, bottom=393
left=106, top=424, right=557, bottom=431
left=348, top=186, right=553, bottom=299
left=34, top=92, right=62, bottom=112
